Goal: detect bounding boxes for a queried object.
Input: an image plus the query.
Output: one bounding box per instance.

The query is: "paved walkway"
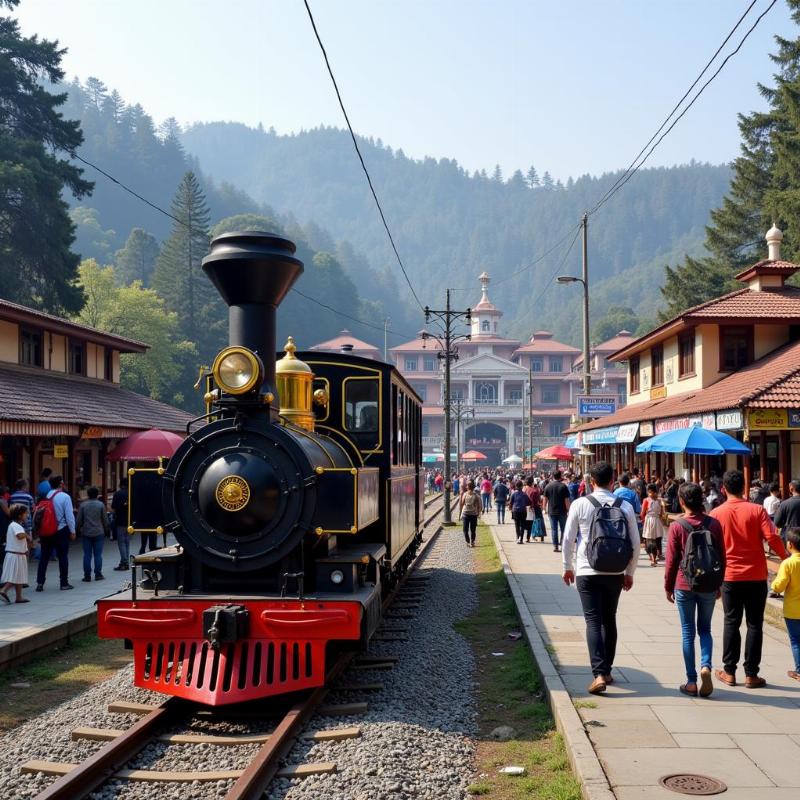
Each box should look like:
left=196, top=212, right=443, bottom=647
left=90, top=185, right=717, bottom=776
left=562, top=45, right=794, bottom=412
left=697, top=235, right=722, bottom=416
left=490, top=521, right=800, bottom=800
left=0, top=536, right=145, bottom=667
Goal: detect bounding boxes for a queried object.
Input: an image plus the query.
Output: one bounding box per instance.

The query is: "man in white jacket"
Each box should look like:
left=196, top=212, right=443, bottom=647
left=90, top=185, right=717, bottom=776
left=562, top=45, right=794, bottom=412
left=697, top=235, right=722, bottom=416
left=562, top=461, right=640, bottom=694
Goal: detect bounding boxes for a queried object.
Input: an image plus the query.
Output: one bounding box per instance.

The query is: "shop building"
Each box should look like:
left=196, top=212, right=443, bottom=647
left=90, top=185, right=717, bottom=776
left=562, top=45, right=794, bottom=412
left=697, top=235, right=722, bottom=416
left=0, top=298, right=191, bottom=499
left=570, top=225, right=800, bottom=493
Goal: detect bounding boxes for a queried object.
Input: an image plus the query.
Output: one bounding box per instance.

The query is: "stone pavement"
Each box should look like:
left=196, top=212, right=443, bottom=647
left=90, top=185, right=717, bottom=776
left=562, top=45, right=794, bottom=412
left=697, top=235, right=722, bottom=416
left=0, top=536, right=146, bottom=668
left=489, top=521, right=800, bottom=800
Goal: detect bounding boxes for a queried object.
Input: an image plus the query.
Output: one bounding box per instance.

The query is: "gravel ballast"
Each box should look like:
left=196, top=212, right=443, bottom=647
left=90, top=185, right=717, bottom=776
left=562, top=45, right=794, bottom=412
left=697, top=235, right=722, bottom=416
left=0, top=526, right=478, bottom=800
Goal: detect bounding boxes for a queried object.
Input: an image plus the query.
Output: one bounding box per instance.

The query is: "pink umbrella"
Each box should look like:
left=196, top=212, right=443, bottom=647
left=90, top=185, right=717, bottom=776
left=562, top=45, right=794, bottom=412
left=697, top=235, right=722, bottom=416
left=461, top=450, right=488, bottom=461
left=534, top=445, right=574, bottom=461
left=106, top=429, right=185, bottom=461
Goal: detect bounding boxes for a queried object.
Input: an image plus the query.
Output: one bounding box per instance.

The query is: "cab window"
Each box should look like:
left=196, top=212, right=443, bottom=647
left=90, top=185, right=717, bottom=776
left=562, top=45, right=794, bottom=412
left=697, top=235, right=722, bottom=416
left=345, top=379, right=379, bottom=432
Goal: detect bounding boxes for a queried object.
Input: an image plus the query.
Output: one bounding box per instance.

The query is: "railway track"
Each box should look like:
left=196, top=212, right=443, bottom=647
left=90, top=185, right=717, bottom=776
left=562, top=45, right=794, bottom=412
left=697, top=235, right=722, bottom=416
left=23, top=492, right=454, bottom=800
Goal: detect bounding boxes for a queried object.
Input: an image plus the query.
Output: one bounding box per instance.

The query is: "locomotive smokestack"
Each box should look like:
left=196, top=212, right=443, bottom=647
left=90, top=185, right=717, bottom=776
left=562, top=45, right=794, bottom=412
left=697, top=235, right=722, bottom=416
left=202, top=232, right=303, bottom=403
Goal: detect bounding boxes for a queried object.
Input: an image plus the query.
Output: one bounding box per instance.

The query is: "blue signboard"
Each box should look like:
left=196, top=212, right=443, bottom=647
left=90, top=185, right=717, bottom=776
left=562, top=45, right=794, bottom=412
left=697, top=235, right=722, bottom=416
left=577, top=395, right=617, bottom=417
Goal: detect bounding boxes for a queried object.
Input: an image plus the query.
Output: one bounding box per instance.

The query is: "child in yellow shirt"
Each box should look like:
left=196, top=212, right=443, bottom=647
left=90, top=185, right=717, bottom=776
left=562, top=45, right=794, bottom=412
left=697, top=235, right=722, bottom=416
left=771, top=528, right=800, bottom=682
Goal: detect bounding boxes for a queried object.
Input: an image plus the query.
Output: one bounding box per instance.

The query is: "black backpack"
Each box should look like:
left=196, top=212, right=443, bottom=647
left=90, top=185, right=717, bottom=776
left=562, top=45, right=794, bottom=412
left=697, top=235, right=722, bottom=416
left=585, top=496, right=634, bottom=572
left=677, top=518, right=724, bottom=593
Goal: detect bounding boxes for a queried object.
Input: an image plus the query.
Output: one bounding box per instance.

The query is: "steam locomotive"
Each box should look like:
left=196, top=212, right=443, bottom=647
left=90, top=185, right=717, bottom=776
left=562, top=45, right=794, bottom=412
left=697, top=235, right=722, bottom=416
left=97, top=232, right=424, bottom=706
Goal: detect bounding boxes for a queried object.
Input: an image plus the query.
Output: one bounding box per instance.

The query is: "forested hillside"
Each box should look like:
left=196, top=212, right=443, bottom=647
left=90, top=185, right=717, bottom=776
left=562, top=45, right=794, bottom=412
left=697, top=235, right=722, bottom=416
left=182, top=122, right=732, bottom=342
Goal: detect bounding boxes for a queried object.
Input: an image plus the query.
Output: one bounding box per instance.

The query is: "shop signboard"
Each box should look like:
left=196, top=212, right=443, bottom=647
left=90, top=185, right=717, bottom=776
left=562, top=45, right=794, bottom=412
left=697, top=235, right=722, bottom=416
left=655, top=417, right=691, bottom=434
left=790, top=410, right=800, bottom=428
left=583, top=426, right=619, bottom=445
left=716, top=409, right=743, bottom=431
left=617, top=423, right=640, bottom=443
left=577, top=395, right=617, bottom=417
left=53, top=444, right=68, bottom=459
left=748, top=409, right=789, bottom=430
left=650, top=385, right=667, bottom=400
left=81, top=426, right=104, bottom=439
left=640, top=421, right=654, bottom=437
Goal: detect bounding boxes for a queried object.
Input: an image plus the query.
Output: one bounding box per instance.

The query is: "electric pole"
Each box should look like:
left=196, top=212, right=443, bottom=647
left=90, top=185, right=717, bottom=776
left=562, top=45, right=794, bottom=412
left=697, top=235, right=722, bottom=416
left=450, top=397, right=475, bottom=475
left=383, top=317, right=390, bottom=362
left=423, top=289, right=472, bottom=524
left=581, top=213, right=591, bottom=399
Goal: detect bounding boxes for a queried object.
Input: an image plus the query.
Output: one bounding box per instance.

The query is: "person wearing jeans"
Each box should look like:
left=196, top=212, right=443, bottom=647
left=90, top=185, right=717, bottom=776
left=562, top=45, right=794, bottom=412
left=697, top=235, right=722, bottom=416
left=543, top=470, right=571, bottom=552
left=664, top=482, right=725, bottom=696
left=562, top=461, right=640, bottom=695
left=710, top=469, right=787, bottom=688
left=76, top=486, right=109, bottom=581
left=770, top=528, right=800, bottom=681
left=35, top=476, right=76, bottom=591
left=549, top=513, right=567, bottom=550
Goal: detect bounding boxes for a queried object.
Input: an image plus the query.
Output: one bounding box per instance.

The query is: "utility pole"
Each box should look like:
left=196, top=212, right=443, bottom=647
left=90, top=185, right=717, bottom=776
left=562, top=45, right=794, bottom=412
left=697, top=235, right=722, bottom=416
left=383, top=317, right=390, bottom=362
left=450, top=397, right=475, bottom=475
left=423, top=289, right=472, bottom=524
left=527, top=364, right=533, bottom=467
left=581, top=212, right=591, bottom=399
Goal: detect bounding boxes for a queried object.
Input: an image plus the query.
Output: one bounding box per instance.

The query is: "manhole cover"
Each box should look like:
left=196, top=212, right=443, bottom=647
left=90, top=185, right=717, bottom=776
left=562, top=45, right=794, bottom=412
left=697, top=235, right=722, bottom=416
left=659, top=774, right=727, bottom=795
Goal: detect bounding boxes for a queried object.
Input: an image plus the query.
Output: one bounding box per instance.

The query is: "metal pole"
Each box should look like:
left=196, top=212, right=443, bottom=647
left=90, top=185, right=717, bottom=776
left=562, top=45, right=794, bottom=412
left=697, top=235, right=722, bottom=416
left=582, top=213, right=591, bottom=399
left=455, top=398, right=462, bottom=476
left=383, top=317, right=390, bottom=361
left=443, top=289, right=453, bottom=524
left=528, top=365, right=533, bottom=470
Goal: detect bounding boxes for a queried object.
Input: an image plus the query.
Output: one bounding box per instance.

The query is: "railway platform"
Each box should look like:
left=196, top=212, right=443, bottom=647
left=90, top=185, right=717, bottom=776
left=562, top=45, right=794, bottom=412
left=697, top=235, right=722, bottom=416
left=0, top=537, right=136, bottom=671
left=489, top=521, right=800, bottom=800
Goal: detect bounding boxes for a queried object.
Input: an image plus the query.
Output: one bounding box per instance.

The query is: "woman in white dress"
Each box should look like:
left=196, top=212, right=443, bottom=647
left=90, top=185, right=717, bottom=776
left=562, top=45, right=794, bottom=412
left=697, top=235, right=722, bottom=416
left=640, top=483, right=666, bottom=566
left=1, top=504, right=32, bottom=603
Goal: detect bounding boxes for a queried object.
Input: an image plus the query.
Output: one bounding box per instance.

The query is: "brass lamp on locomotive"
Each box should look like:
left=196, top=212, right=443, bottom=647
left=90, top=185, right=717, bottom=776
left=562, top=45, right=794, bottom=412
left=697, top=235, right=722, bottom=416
left=97, top=232, right=424, bottom=705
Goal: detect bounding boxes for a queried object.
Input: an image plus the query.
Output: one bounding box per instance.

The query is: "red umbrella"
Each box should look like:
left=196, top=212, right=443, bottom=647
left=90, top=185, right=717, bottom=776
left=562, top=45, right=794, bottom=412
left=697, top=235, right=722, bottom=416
left=106, top=429, right=185, bottom=461
left=534, top=445, right=574, bottom=460
left=461, top=450, right=487, bottom=461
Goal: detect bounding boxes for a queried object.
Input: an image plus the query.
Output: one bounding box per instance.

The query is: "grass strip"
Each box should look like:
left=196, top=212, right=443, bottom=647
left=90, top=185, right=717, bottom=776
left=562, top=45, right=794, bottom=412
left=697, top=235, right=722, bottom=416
left=0, top=633, right=131, bottom=732
left=455, top=523, right=581, bottom=800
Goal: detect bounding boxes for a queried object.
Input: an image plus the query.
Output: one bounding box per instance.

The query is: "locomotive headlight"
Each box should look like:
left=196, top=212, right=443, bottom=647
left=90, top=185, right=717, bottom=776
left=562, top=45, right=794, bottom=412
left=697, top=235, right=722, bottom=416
left=212, top=346, right=264, bottom=395
left=330, top=569, right=345, bottom=585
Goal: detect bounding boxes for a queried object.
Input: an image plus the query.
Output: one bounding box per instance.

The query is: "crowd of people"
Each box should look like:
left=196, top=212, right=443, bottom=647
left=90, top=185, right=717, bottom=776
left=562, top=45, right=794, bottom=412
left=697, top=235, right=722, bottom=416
left=439, top=461, right=800, bottom=698
left=0, top=469, right=156, bottom=605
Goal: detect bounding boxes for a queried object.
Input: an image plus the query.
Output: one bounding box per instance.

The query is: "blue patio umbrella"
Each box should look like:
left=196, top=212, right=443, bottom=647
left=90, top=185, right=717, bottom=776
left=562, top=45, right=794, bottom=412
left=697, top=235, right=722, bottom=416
left=636, top=427, right=751, bottom=456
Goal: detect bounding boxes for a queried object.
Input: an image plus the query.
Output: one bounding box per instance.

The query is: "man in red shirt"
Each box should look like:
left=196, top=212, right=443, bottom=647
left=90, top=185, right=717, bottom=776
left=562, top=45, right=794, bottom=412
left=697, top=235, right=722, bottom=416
left=711, top=469, right=788, bottom=688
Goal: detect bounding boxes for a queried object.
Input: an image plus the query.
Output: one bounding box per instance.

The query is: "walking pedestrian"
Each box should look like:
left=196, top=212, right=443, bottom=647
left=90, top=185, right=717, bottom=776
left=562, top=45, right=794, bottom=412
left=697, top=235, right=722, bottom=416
left=493, top=476, right=509, bottom=524
left=664, top=482, right=725, bottom=697
left=711, top=469, right=788, bottom=688
left=764, top=483, right=781, bottom=522
left=460, top=480, right=481, bottom=547
left=770, top=528, right=800, bottom=682
left=562, top=461, right=639, bottom=694
left=614, top=474, right=642, bottom=515
left=523, top=476, right=543, bottom=542
left=543, top=470, right=571, bottom=552
left=0, top=504, right=32, bottom=604
left=111, top=478, right=130, bottom=570
left=509, top=481, right=531, bottom=544
left=479, top=474, right=493, bottom=513
left=774, top=480, right=800, bottom=546
left=630, top=468, right=646, bottom=503
left=36, top=468, right=52, bottom=501
left=35, top=475, right=76, bottom=592
left=640, top=484, right=666, bottom=566
left=76, top=486, right=109, bottom=581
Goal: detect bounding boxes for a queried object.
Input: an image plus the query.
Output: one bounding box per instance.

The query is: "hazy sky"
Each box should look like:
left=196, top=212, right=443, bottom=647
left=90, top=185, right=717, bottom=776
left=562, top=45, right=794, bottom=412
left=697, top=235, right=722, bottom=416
left=13, top=0, right=795, bottom=180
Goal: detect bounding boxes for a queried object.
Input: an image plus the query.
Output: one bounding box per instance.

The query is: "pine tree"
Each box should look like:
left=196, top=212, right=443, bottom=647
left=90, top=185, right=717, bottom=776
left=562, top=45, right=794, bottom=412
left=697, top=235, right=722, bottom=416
left=115, top=228, right=160, bottom=285
left=526, top=165, right=539, bottom=187
left=660, top=1, right=800, bottom=318
left=151, top=172, right=223, bottom=358
left=492, top=163, right=503, bottom=182
left=0, top=0, right=93, bottom=313
left=542, top=171, right=554, bottom=189
left=84, top=76, right=108, bottom=110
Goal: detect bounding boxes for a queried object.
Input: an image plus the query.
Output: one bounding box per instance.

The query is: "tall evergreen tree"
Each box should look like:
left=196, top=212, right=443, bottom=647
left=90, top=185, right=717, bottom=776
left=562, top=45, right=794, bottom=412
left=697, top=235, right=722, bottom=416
left=151, top=172, right=223, bottom=358
left=115, top=227, right=160, bottom=285
left=541, top=171, right=554, bottom=189
left=526, top=165, right=539, bottom=187
left=661, top=0, right=800, bottom=318
left=0, top=0, right=92, bottom=313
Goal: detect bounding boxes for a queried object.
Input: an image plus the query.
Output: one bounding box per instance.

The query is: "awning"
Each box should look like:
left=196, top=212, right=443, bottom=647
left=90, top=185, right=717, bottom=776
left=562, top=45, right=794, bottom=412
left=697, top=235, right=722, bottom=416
left=582, top=426, right=619, bottom=445
left=617, top=423, right=639, bottom=443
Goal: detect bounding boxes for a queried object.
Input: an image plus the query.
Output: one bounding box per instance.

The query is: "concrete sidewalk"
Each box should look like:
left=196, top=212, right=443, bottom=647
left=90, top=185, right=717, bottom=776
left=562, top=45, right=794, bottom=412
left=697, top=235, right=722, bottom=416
left=0, top=536, right=147, bottom=669
left=489, top=521, right=800, bottom=800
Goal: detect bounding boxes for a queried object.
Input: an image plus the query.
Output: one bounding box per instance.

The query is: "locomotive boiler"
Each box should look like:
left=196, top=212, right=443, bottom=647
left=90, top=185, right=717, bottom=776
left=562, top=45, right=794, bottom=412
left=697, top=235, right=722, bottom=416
left=97, top=232, right=424, bottom=705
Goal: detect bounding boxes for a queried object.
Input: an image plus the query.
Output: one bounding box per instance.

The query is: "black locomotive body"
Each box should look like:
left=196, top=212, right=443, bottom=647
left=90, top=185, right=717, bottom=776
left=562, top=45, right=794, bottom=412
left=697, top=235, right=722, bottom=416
left=97, top=232, right=423, bottom=705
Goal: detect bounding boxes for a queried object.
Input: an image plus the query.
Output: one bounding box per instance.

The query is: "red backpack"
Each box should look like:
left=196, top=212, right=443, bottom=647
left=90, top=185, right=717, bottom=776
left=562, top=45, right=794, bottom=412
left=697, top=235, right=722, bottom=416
left=33, top=490, right=62, bottom=537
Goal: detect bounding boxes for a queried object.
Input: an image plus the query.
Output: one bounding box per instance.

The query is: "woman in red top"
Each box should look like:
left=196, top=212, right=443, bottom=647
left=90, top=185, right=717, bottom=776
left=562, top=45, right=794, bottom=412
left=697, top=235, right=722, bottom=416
left=664, top=482, right=725, bottom=698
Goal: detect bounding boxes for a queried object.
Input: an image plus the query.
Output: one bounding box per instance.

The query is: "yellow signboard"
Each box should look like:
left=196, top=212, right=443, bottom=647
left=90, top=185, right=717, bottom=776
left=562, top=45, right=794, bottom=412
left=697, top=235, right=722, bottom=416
left=53, top=444, right=69, bottom=459
left=650, top=385, right=667, bottom=400
left=81, top=426, right=104, bottom=439
left=748, top=409, right=788, bottom=430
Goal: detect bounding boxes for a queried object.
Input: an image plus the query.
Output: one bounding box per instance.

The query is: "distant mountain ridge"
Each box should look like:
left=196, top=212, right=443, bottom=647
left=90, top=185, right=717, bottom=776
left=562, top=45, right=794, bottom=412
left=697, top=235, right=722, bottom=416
left=181, top=122, right=731, bottom=343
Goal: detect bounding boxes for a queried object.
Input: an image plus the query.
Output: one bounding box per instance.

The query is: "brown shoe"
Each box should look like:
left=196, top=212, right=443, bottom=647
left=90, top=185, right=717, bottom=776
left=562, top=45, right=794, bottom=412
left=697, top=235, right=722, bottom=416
left=698, top=667, right=713, bottom=697
left=788, top=671, right=800, bottom=682
left=587, top=676, right=607, bottom=695
left=715, top=669, right=735, bottom=687
left=602, top=674, right=614, bottom=685
left=744, top=676, right=766, bottom=689
left=680, top=683, right=699, bottom=696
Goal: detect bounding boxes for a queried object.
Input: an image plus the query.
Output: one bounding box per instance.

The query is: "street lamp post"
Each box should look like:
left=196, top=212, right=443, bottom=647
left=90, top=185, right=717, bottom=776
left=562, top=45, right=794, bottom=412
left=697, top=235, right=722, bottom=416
left=450, top=398, right=475, bottom=476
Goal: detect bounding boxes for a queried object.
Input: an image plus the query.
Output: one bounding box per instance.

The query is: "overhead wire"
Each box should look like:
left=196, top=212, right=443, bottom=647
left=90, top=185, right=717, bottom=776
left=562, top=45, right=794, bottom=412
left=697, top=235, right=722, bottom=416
left=301, top=0, right=426, bottom=312
left=588, top=0, right=776, bottom=217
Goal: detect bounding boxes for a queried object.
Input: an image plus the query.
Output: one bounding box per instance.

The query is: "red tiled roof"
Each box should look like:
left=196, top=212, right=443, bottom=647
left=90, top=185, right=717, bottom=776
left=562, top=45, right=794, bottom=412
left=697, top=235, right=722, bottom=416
left=609, top=287, right=800, bottom=361
left=514, top=338, right=581, bottom=355
left=390, top=338, right=443, bottom=353
left=0, top=298, right=147, bottom=352
left=734, top=259, right=800, bottom=282
left=473, top=299, right=499, bottom=311
left=574, top=339, right=800, bottom=431
left=0, top=363, right=191, bottom=432
left=309, top=329, right=381, bottom=355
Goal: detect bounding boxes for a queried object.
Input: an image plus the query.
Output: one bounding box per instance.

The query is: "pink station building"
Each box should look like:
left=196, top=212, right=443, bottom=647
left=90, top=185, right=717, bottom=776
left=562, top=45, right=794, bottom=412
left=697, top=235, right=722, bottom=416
left=308, top=273, right=632, bottom=465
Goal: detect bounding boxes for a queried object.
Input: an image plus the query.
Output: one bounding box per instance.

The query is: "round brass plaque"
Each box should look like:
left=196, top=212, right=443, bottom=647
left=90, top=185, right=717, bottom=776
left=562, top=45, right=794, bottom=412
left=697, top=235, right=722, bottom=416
left=215, top=475, right=251, bottom=512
